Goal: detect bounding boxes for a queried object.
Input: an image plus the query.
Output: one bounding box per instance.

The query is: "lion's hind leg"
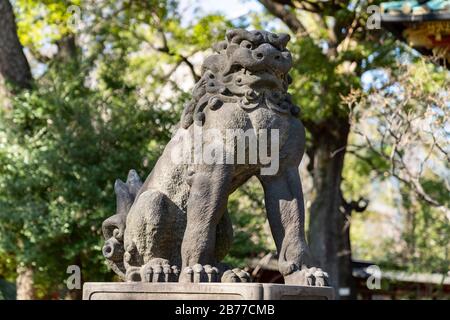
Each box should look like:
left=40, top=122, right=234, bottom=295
left=123, top=189, right=181, bottom=282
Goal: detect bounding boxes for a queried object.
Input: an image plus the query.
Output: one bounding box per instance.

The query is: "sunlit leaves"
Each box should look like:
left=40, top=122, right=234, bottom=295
left=14, top=0, right=81, bottom=53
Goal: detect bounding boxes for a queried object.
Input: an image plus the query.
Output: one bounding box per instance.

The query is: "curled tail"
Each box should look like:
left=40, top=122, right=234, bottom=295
left=102, top=169, right=142, bottom=280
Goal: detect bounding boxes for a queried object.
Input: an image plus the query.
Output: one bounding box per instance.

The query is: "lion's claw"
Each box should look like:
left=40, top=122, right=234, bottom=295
left=125, top=266, right=142, bottom=282
left=179, top=264, right=220, bottom=283
left=125, top=259, right=179, bottom=282
left=221, top=268, right=251, bottom=283
left=284, top=266, right=329, bottom=287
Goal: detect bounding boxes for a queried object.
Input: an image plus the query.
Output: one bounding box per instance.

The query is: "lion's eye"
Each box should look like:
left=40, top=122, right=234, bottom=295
left=240, top=40, right=253, bottom=50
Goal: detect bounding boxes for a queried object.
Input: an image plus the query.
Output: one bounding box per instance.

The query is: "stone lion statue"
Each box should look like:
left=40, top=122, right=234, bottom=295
left=101, top=29, right=328, bottom=286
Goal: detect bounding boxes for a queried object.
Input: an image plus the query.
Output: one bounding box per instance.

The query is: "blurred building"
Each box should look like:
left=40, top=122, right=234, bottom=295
left=248, top=255, right=450, bottom=299
left=380, top=0, right=450, bottom=67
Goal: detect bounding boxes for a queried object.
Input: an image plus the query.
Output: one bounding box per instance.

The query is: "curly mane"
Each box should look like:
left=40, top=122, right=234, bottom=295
left=180, top=29, right=300, bottom=129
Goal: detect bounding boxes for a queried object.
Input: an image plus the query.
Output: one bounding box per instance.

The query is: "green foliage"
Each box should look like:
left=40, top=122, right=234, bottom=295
left=285, top=5, right=398, bottom=122
left=225, top=180, right=276, bottom=267
left=14, top=0, right=80, bottom=54
left=0, top=278, right=16, bottom=300
left=289, top=37, right=345, bottom=120
left=0, top=56, right=178, bottom=297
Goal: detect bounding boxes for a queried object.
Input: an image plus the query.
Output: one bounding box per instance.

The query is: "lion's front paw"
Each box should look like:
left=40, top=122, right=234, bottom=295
left=284, top=266, right=329, bottom=287
left=125, top=258, right=180, bottom=282
left=141, top=259, right=180, bottom=282
left=221, top=268, right=251, bottom=283
left=179, top=264, right=220, bottom=283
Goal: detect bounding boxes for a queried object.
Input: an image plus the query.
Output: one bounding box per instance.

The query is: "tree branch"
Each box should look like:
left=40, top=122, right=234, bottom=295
left=341, top=195, right=369, bottom=215
left=156, top=31, right=200, bottom=82
left=258, top=0, right=307, bottom=34
left=132, top=28, right=201, bottom=83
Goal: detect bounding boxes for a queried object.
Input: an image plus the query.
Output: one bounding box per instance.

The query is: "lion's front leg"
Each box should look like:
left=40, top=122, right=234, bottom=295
left=179, top=165, right=234, bottom=282
left=259, top=166, right=329, bottom=287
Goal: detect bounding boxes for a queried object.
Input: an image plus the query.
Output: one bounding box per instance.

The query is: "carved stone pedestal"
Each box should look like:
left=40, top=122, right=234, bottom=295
left=83, top=282, right=334, bottom=300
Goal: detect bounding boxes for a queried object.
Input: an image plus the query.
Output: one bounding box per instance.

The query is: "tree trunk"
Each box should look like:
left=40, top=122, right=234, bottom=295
left=0, top=0, right=32, bottom=90
left=307, top=119, right=356, bottom=299
left=56, top=35, right=78, bottom=62
left=16, top=266, right=35, bottom=300
left=0, top=0, right=35, bottom=299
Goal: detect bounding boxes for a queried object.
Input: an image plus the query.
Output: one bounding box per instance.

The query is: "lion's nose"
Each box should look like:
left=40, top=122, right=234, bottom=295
left=251, top=43, right=292, bottom=72
left=252, top=43, right=280, bottom=61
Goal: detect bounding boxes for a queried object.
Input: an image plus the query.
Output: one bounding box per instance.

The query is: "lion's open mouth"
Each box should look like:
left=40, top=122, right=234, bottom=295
left=248, top=69, right=283, bottom=88
left=227, top=67, right=284, bottom=90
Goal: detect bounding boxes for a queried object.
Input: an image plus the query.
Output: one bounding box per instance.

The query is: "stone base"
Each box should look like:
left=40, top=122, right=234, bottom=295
left=83, top=282, right=334, bottom=300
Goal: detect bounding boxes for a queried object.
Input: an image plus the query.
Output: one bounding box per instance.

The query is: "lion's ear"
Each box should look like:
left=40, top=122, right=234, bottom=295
left=226, top=29, right=250, bottom=43
left=278, top=33, right=291, bottom=48
left=212, top=41, right=228, bottom=53
left=225, top=29, right=239, bottom=42
left=201, top=54, right=223, bottom=76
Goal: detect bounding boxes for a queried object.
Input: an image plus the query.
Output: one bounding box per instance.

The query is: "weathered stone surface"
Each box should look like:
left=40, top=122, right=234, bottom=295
left=83, top=283, right=334, bottom=300
left=101, top=28, right=330, bottom=287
